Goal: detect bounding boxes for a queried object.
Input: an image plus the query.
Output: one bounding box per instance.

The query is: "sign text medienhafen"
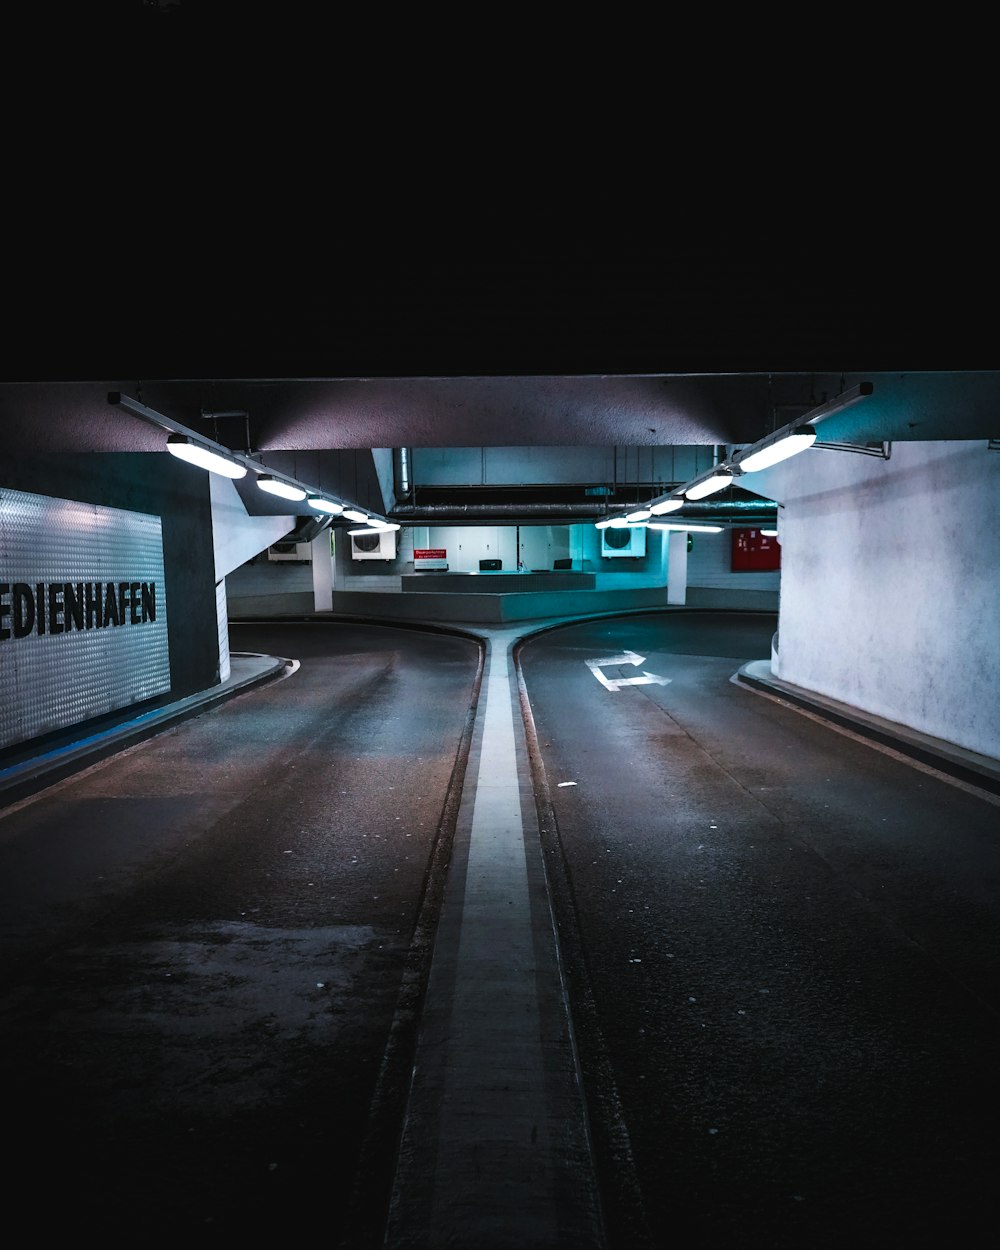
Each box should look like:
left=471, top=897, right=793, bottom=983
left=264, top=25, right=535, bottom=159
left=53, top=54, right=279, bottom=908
left=0, top=580, right=158, bottom=640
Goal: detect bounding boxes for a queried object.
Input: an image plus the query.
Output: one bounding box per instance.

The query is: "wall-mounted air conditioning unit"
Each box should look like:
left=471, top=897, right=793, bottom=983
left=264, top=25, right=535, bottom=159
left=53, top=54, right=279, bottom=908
left=267, top=541, right=312, bottom=562
left=350, top=531, right=397, bottom=561
left=600, top=526, right=647, bottom=558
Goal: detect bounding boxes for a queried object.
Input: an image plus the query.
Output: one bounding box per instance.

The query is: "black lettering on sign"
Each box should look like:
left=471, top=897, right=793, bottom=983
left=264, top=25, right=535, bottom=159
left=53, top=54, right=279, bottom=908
left=104, top=582, right=119, bottom=626
left=0, top=579, right=160, bottom=640
left=48, top=583, right=64, bottom=634
left=141, top=582, right=156, bottom=622
left=14, top=584, right=34, bottom=637
left=64, top=583, right=84, bottom=631
left=85, top=582, right=100, bottom=629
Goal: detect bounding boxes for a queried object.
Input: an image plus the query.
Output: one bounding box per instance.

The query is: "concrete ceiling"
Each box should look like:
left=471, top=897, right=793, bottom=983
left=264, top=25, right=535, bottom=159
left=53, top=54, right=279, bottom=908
left=2, top=370, right=995, bottom=454
left=4, top=251, right=997, bottom=524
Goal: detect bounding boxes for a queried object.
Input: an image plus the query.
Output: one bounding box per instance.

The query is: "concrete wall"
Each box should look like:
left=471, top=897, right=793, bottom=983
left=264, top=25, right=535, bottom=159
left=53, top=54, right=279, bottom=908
left=224, top=519, right=785, bottom=616
left=752, top=441, right=999, bottom=761
left=372, top=448, right=396, bottom=513
left=686, top=526, right=780, bottom=598
left=409, top=445, right=713, bottom=489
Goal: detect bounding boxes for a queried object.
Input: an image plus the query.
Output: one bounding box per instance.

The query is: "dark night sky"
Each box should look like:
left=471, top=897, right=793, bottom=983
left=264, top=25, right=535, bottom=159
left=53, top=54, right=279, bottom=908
left=4, top=12, right=993, bottom=383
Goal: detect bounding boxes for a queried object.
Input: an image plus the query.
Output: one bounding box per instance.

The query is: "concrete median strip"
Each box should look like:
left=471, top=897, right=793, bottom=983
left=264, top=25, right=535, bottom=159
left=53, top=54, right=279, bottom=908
left=384, top=627, right=605, bottom=1249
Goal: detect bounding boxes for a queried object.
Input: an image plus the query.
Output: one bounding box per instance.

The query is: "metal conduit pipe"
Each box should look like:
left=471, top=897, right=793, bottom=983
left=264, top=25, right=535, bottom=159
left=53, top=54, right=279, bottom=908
left=391, top=500, right=779, bottom=521
left=392, top=447, right=413, bottom=500
left=392, top=503, right=609, bottom=518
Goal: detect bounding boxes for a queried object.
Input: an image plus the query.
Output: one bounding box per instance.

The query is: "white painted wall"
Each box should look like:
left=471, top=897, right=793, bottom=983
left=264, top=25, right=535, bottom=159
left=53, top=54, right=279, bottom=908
left=749, top=441, right=999, bottom=761
left=210, top=475, right=297, bottom=581
left=667, top=531, right=688, bottom=604
left=418, top=525, right=512, bottom=571
left=311, top=529, right=334, bottom=610
left=519, top=524, right=571, bottom=570
left=686, top=527, right=780, bottom=593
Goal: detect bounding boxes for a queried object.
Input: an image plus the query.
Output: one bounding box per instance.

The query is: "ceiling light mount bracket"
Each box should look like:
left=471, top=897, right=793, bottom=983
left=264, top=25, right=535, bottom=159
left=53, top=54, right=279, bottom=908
left=108, top=392, right=389, bottom=528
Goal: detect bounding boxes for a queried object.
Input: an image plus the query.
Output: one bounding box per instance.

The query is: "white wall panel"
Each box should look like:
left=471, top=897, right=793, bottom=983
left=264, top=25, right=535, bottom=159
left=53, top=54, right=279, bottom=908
left=210, top=474, right=296, bottom=580
left=0, top=488, right=170, bottom=749
left=756, top=442, right=999, bottom=760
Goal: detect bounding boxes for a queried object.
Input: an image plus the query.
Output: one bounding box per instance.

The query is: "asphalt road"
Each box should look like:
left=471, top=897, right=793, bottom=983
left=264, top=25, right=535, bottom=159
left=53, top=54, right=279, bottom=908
left=2, top=611, right=998, bottom=1248
left=0, top=620, right=482, bottom=1244
left=517, top=610, right=1000, bottom=1249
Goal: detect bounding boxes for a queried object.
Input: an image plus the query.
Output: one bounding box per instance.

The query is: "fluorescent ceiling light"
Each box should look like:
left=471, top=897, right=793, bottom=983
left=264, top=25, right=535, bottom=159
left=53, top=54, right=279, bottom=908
left=648, top=522, right=724, bottom=532
left=166, top=434, right=247, bottom=479
left=625, top=509, right=652, bottom=522
left=367, top=520, right=400, bottom=531
left=760, top=528, right=778, bottom=537
left=649, top=498, right=684, bottom=515
left=685, top=470, right=734, bottom=500
left=342, top=508, right=369, bottom=523
left=257, top=475, right=307, bottom=501
left=307, top=495, right=345, bottom=515
left=737, top=425, right=817, bottom=473
left=607, top=516, right=630, bottom=527
left=348, top=526, right=386, bottom=536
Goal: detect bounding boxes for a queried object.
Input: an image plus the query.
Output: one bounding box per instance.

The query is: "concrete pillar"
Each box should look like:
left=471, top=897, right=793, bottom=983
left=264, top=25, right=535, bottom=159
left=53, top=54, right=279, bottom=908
left=667, top=531, right=688, bottom=605
left=311, top=529, right=334, bottom=612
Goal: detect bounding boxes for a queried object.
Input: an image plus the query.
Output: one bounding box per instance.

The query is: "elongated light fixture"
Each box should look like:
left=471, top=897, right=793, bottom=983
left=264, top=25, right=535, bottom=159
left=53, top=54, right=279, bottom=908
left=735, top=425, right=817, bottom=473
left=166, top=434, right=247, bottom=478
left=257, top=475, right=307, bottom=501
left=648, top=521, right=724, bottom=532
left=342, top=507, right=369, bottom=523
left=685, top=469, right=735, bottom=500
left=307, top=495, right=345, bottom=515
left=649, top=498, right=684, bottom=515
left=625, top=508, right=653, bottom=522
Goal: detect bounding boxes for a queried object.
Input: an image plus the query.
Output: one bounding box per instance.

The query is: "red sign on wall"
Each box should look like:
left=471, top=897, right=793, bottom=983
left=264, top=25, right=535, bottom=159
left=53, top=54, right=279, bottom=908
left=731, top=528, right=781, bottom=572
left=414, top=549, right=447, bottom=560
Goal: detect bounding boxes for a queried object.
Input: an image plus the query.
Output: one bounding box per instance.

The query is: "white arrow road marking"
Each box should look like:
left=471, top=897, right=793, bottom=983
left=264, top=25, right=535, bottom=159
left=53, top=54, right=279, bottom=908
left=614, top=670, right=672, bottom=689
left=585, top=652, right=672, bottom=691
left=588, top=650, right=645, bottom=669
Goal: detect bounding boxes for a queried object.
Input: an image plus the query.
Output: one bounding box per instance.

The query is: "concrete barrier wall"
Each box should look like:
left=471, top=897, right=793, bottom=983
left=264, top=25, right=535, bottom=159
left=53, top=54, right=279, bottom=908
left=226, top=583, right=780, bottom=624
left=749, top=440, right=1000, bottom=762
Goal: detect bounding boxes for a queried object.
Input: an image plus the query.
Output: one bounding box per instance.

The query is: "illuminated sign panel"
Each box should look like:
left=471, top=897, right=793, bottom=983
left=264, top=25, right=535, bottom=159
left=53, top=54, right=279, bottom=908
left=731, top=527, right=781, bottom=572
left=413, top=547, right=448, bottom=570
left=0, top=488, right=170, bottom=751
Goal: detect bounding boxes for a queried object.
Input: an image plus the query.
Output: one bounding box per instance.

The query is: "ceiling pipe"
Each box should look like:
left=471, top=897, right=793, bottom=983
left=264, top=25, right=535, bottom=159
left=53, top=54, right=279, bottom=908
left=391, top=499, right=778, bottom=521
left=392, top=503, right=610, bottom=518
left=393, top=447, right=413, bottom=500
